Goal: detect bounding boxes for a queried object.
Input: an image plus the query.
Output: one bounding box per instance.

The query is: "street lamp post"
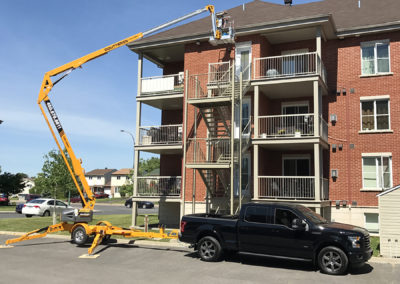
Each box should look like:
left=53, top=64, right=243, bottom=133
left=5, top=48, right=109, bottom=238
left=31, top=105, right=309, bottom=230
left=120, top=130, right=135, bottom=169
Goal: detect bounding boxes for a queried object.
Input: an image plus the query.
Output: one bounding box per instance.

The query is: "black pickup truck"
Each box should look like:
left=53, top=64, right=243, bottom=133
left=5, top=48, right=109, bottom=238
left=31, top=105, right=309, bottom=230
left=179, top=202, right=372, bottom=275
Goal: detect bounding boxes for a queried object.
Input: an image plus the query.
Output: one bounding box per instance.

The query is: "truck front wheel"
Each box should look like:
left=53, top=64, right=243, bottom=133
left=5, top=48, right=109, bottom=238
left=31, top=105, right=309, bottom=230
left=318, top=246, right=348, bottom=275
left=198, top=236, right=222, bottom=262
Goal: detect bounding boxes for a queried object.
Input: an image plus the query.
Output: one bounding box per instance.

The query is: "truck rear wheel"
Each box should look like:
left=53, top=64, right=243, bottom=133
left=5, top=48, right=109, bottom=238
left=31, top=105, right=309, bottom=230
left=318, top=246, right=348, bottom=275
left=198, top=236, right=222, bottom=262
left=72, top=226, right=88, bottom=246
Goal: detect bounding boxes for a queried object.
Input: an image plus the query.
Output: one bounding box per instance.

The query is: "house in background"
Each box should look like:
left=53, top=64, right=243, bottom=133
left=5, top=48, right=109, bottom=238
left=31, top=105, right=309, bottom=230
left=127, top=0, right=400, bottom=230
left=85, top=168, right=117, bottom=196
left=110, top=168, right=133, bottom=198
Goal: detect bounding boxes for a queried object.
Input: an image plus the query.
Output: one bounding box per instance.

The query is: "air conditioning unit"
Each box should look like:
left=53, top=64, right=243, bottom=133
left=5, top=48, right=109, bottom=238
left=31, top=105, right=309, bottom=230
left=142, top=135, right=152, bottom=145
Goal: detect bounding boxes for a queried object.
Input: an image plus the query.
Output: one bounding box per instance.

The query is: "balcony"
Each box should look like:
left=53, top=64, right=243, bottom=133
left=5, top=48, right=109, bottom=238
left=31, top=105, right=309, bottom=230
left=253, top=52, right=327, bottom=84
left=257, top=114, right=328, bottom=142
left=140, top=73, right=184, bottom=96
left=137, top=73, right=184, bottom=110
left=187, top=63, right=234, bottom=107
left=137, top=124, right=183, bottom=154
left=137, top=176, right=181, bottom=197
left=186, top=138, right=231, bottom=168
left=258, top=176, right=329, bottom=201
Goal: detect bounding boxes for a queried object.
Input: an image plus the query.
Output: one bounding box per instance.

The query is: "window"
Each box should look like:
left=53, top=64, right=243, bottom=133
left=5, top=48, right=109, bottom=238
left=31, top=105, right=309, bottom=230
left=275, top=208, right=298, bottom=228
left=361, top=40, right=390, bottom=75
left=361, top=99, right=390, bottom=131
left=97, top=176, right=101, bottom=180
left=89, top=177, right=92, bottom=180
left=117, top=176, right=121, bottom=180
left=115, top=187, right=120, bottom=193
left=364, top=213, right=379, bottom=233
left=362, top=155, right=392, bottom=189
left=244, top=206, right=268, bottom=223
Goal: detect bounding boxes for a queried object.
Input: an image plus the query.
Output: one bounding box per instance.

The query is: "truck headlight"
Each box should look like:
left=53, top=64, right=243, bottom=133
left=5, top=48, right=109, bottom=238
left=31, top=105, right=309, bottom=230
left=348, top=236, right=361, bottom=248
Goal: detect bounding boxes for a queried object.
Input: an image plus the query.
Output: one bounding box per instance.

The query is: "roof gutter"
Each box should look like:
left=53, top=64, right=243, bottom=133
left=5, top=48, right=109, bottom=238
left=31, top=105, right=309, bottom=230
left=337, top=21, right=400, bottom=38
left=128, top=14, right=335, bottom=52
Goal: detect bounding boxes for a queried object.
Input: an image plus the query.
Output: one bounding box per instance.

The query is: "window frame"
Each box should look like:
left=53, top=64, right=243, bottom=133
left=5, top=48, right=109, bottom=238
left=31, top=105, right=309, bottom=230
left=361, top=154, right=392, bottom=191
left=361, top=40, right=390, bottom=75
left=360, top=98, right=390, bottom=132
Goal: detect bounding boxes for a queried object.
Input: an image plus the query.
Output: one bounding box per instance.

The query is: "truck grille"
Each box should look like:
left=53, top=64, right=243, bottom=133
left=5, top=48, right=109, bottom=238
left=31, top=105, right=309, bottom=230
left=363, top=234, right=371, bottom=249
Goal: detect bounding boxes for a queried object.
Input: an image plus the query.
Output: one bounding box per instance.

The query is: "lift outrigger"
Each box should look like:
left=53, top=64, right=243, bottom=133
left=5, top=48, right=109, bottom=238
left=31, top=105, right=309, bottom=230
left=2, top=5, right=234, bottom=256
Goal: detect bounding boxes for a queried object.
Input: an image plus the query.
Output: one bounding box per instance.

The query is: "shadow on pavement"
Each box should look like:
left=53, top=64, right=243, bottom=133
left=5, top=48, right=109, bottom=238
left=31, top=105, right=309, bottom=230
left=184, top=251, right=374, bottom=275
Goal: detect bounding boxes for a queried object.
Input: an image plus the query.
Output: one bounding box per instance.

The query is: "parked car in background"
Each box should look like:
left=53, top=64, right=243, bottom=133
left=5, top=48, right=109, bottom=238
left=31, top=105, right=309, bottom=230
left=0, top=193, right=10, bottom=206
left=24, top=194, right=41, bottom=201
left=94, top=193, right=109, bottom=199
left=69, top=196, right=89, bottom=203
left=125, top=198, right=154, bottom=209
left=22, top=198, right=72, bottom=217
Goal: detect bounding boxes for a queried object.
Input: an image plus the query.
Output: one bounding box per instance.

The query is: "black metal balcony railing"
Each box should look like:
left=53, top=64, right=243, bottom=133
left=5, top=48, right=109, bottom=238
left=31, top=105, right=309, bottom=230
left=138, top=124, right=183, bottom=146
left=137, top=176, right=181, bottom=196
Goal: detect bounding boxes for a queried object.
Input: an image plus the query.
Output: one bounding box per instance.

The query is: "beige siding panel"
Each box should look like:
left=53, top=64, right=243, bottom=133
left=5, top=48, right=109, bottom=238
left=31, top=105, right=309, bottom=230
left=379, top=189, right=400, bottom=257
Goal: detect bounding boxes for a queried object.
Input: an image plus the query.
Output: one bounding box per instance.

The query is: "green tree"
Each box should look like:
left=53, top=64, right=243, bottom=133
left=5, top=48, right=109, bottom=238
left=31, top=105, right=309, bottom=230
left=138, top=157, right=160, bottom=176
left=31, top=149, right=79, bottom=199
left=0, top=169, right=27, bottom=197
left=119, top=158, right=160, bottom=198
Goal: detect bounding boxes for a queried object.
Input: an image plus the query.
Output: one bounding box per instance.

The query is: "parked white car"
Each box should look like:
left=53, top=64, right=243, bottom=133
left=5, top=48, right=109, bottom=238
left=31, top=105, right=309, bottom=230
left=22, top=198, right=72, bottom=218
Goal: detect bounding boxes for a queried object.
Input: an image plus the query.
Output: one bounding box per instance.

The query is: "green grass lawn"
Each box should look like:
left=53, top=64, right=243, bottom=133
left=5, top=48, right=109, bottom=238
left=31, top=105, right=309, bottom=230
left=0, top=214, right=159, bottom=233
left=0, top=205, right=16, bottom=211
left=370, top=236, right=380, bottom=257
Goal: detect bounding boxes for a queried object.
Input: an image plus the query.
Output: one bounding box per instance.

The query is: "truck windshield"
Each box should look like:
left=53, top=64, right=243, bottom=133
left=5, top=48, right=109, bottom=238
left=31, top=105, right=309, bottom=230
left=297, top=206, right=328, bottom=224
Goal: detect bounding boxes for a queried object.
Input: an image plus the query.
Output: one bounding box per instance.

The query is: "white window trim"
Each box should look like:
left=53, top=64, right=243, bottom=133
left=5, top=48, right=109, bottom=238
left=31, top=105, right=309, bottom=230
left=360, top=39, right=391, bottom=75
left=360, top=98, right=391, bottom=132
left=281, top=101, right=309, bottom=114
left=361, top=154, right=392, bottom=191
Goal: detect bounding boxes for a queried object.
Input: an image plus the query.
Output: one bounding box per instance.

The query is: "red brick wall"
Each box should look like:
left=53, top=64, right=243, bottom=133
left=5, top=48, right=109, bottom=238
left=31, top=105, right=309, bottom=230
left=178, top=31, right=400, bottom=206
left=160, top=154, right=182, bottom=176
left=161, top=110, right=182, bottom=125
left=325, top=31, right=400, bottom=207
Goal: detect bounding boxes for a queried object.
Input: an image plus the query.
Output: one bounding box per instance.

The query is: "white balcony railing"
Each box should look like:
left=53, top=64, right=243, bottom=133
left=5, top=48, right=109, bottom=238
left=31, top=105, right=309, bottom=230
left=208, top=62, right=231, bottom=84
left=258, top=176, right=329, bottom=200
left=188, top=64, right=233, bottom=99
left=140, top=73, right=184, bottom=95
left=137, top=176, right=181, bottom=196
left=186, top=138, right=231, bottom=164
left=258, top=114, right=314, bottom=138
left=253, top=52, right=326, bottom=83
left=320, top=115, right=328, bottom=141
left=259, top=176, right=316, bottom=199
left=138, top=124, right=182, bottom=146
left=321, top=178, right=329, bottom=200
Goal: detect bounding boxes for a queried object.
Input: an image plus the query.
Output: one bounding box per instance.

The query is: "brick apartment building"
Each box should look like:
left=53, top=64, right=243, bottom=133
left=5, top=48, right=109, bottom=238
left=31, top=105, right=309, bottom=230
left=127, top=0, right=400, bottom=231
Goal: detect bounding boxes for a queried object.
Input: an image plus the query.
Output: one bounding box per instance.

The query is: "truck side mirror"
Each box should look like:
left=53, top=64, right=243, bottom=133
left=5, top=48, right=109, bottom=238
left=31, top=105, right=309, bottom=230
left=292, top=218, right=306, bottom=231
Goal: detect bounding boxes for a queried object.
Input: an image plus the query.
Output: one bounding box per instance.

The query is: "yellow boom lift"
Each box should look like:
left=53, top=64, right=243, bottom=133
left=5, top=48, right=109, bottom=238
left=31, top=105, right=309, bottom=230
left=3, top=5, right=234, bottom=256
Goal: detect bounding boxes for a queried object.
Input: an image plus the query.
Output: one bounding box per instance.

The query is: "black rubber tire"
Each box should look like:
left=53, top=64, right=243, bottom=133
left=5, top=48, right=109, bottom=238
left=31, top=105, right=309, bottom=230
left=318, top=246, right=349, bottom=275
left=72, top=226, right=88, bottom=246
left=126, top=203, right=132, bottom=208
left=197, top=236, right=222, bottom=262
left=43, top=210, right=50, bottom=217
left=25, top=214, right=32, bottom=218
left=143, top=204, right=147, bottom=209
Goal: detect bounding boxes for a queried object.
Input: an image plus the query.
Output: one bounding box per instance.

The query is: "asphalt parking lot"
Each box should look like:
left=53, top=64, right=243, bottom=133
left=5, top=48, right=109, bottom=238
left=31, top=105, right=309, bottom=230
left=0, top=234, right=399, bottom=284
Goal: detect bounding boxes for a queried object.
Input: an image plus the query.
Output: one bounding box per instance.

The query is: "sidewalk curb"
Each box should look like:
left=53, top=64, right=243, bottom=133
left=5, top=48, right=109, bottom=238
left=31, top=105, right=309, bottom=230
left=0, top=231, right=189, bottom=249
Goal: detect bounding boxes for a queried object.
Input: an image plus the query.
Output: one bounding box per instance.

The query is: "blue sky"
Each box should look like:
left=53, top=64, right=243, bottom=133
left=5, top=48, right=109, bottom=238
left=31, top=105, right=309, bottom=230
left=0, top=0, right=321, bottom=177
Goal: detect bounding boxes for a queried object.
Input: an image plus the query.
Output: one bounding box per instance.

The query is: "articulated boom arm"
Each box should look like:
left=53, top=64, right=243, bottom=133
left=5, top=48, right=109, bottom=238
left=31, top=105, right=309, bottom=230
left=37, top=5, right=218, bottom=212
